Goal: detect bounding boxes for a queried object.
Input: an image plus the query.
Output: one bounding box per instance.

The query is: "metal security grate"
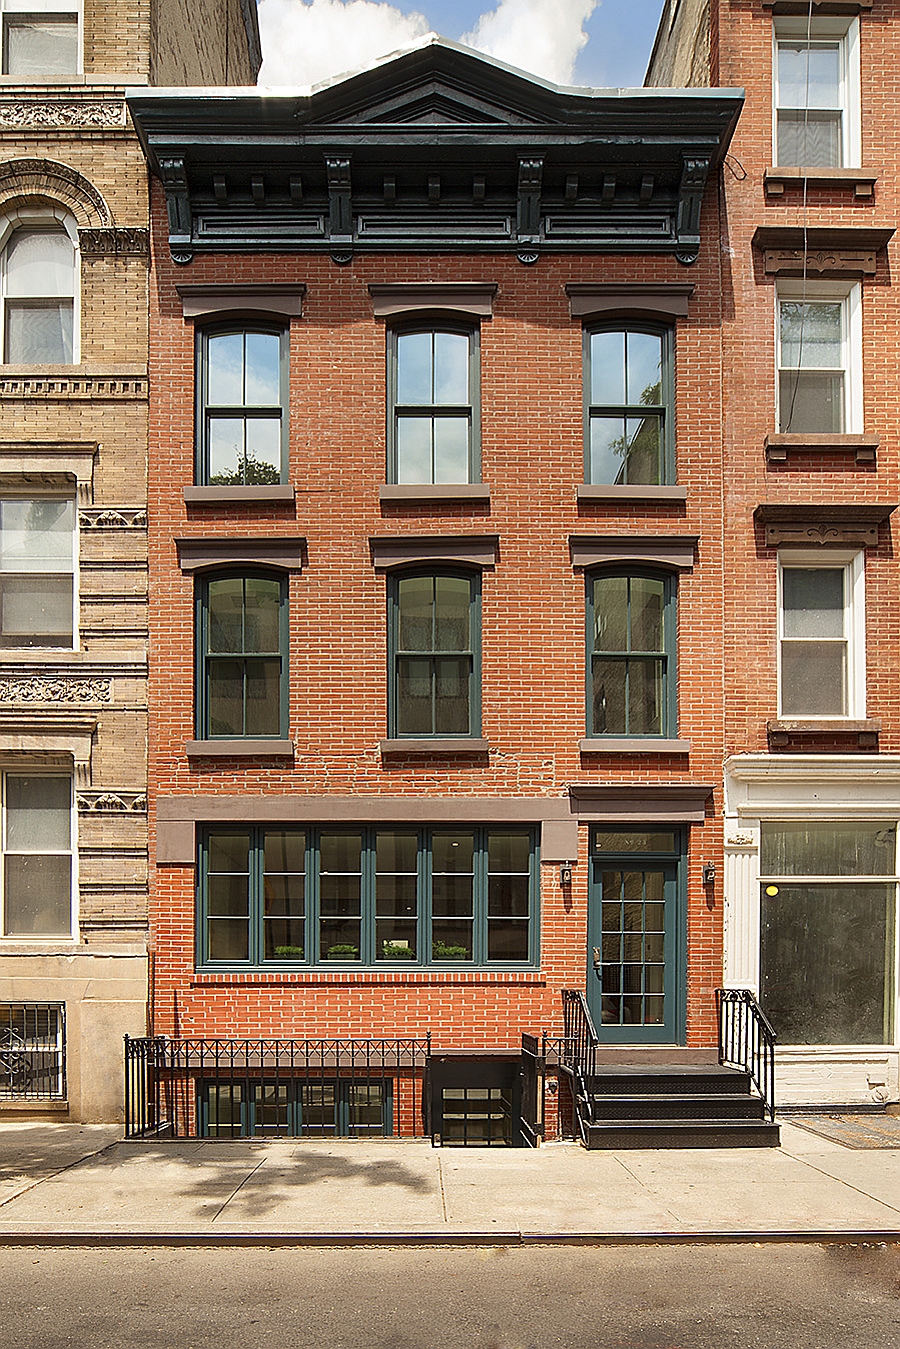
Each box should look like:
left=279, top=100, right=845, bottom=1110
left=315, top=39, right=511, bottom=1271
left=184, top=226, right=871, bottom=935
left=0, top=1004, right=65, bottom=1098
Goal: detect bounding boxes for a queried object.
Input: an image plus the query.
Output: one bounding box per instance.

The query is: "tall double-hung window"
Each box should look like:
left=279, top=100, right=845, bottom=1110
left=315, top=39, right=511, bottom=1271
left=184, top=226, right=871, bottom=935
left=197, top=326, right=287, bottom=485
left=0, top=496, right=75, bottom=648
left=197, top=572, right=288, bottom=738
left=778, top=552, right=864, bottom=719
left=1, top=773, right=74, bottom=938
left=777, top=283, right=860, bottom=436
left=774, top=17, right=860, bottom=169
left=587, top=570, right=676, bottom=738
left=388, top=326, right=479, bottom=484
left=389, top=571, right=480, bottom=738
left=585, top=326, right=673, bottom=486
left=0, top=220, right=76, bottom=363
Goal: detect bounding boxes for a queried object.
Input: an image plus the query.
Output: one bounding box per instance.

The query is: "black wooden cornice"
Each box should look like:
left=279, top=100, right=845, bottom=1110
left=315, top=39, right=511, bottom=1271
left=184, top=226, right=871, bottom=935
left=127, top=37, right=742, bottom=267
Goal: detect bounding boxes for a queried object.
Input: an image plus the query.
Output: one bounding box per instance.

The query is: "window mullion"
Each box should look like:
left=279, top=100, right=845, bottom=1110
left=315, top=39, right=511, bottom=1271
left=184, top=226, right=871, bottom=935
left=473, top=828, right=487, bottom=966
left=361, top=828, right=376, bottom=965
left=251, top=828, right=263, bottom=965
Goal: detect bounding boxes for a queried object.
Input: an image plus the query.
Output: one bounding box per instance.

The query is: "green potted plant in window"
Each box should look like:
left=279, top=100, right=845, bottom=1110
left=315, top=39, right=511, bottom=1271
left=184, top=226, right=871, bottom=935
left=274, top=944, right=304, bottom=959
left=381, top=941, right=416, bottom=960
left=432, top=940, right=468, bottom=960
left=325, top=943, right=359, bottom=960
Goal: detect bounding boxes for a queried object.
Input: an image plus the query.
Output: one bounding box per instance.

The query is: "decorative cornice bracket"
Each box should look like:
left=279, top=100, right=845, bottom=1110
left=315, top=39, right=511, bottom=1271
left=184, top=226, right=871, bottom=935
left=159, top=156, right=193, bottom=265
left=516, top=156, right=543, bottom=265
left=675, top=155, right=710, bottom=266
left=325, top=156, right=353, bottom=264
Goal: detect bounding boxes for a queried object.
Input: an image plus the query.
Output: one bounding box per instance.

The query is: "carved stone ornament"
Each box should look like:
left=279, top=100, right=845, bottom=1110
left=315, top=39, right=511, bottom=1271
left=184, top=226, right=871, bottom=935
left=726, top=833, right=757, bottom=848
left=0, top=101, right=125, bottom=131
left=0, top=374, right=147, bottom=400
left=754, top=503, right=896, bottom=549
left=79, top=507, right=148, bottom=529
left=0, top=158, right=111, bottom=227
left=0, top=676, right=112, bottom=704
left=78, top=228, right=150, bottom=258
left=764, top=247, right=877, bottom=277
left=77, top=791, right=147, bottom=814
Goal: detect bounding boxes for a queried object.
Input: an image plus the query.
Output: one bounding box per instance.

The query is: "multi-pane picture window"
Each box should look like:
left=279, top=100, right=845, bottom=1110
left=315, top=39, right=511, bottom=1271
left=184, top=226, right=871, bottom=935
left=198, top=327, right=286, bottom=485
left=1, top=774, right=73, bottom=938
left=389, top=327, right=478, bottom=483
left=779, top=556, right=862, bottom=717
left=588, top=571, right=675, bottom=737
left=778, top=295, right=848, bottom=434
left=198, top=573, right=287, bottom=737
left=0, top=497, right=74, bottom=648
left=203, top=1079, right=390, bottom=1138
left=760, top=821, right=897, bottom=1044
left=774, top=19, right=858, bottom=168
left=198, top=826, right=537, bottom=967
left=1, top=224, right=75, bottom=363
left=1, top=2, right=78, bottom=76
left=389, top=571, right=479, bottom=738
left=585, top=326, right=671, bottom=485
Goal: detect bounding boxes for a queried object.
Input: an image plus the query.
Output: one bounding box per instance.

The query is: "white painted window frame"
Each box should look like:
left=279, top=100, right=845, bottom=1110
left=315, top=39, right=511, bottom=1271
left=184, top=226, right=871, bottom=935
left=777, top=548, right=865, bottom=719
left=0, top=0, right=82, bottom=79
left=773, top=15, right=861, bottom=169
left=0, top=770, right=77, bottom=942
left=775, top=279, right=862, bottom=435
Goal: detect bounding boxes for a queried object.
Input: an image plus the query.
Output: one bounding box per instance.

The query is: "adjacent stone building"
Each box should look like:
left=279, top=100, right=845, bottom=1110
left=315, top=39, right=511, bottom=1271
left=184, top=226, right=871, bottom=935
left=0, top=0, right=260, bottom=1122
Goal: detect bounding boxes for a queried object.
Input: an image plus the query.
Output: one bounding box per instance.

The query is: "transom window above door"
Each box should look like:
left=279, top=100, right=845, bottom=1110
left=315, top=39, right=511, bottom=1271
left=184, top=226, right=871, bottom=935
left=388, top=326, right=479, bottom=484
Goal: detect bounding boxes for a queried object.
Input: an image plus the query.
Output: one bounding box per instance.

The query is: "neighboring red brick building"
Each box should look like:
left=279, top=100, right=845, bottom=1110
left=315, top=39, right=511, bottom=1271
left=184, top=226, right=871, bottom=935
left=127, top=38, right=751, bottom=1143
left=649, top=0, right=900, bottom=1107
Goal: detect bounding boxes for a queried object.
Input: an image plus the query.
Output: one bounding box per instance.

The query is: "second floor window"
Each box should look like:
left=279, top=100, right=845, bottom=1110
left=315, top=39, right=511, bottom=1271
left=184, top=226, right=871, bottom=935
left=1, top=3, right=78, bottom=76
left=0, top=223, right=75, bottom=363
left=389, top=571, right=479, bottom=738
left=0, top=496, right=74, bottom=648
left=588, top=570, right=675, bottom=737
left=389, top=326, right=478, bottom=483
left=585, top=326, right=672, bottom=485
left=198, top=573, right=287, bottom=738
left=778, top=554, right=863, bottom=718
left=198, top=327, right=287, bottom=485
left=1, top=773, right=73, bottom=938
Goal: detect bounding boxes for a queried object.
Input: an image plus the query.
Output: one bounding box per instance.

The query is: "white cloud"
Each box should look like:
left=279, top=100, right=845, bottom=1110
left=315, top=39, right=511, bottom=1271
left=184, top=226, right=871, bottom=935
left=257, top=0, right=432, bottom=86
left=461, top=0, right=599, bottom=85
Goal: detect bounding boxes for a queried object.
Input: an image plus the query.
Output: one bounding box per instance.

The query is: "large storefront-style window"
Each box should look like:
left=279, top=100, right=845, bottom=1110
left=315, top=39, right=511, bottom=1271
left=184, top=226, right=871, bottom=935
left=760, top=822, right=897, bottom=1045
left=198, top=825, right=537, bottom=968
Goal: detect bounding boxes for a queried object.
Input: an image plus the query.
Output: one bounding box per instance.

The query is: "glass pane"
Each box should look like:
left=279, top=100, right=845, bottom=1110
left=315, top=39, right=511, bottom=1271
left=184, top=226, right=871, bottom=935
left=243, top=419, right=281, bottom=483
left=396, top=416, right=433, bottom=483
left=783, top=568, right=844, bottom=638
left=592, top=656, right=626, bottom=734
left=4, top=18, right=77, bottom=76
left=245, top=658, right=282, bottom=734
left=264, top=830, right=305, bottom=872
left=262, top=874, right=305, bottom=917
left=397, top=656, right=433, bottom=735
left=432, top=416, right=469, bottom=483
left=207, top=832, right=250, bottom=872
left=207, top=874, right=250, bottom=918
left=433, top=331, right=469, bottom=403
left=397, top=331, right=434, bottom=404
left=377, top=922, right=417, bottom=959
left=5, top=301, right=73, bottom=363
left=300, top=1082, right=337, bottom=1134
left=320, top=920, right=361, bottom=959
left=434, top=575, right=471, bottom=651
left=255, top=1083, right=290, bottom=1132
left=590, top=330, right=625, bottom=404
left=777, top=111, right=842, bottom=168
left=5, top=776, right=70, bottom=850
left=0, top=499, right=73, bottom=570
left=593, top=575, right=628, bottom=652
left=244, top=578, right=281, bottom=653
left=206, top=1084, right=243, bottom=1136
left=244, top=332, right=281, bottom=405
left=780, top=301, right=842, bottom=369
left=375, top=874, right=418, bottom=916
left=207, top=333, right=243, bottom=407
left=761, top=882, right=894, bottom=1044
left=761, top=823, right=897, bottom=878
left=432, top=832, right=474, bottom=873
left=625, top=331, right=662, bottom=405
left=779, top=371, right=844, bottom=434
left=206, top=577, right=244, bottom=653
left=488, top=832, right=531, bottom=872
left=629, top=576, right=665, bottom=651
left=264, top=918, right=305, bottom=960
left=589, top=415, right=629, bottom=485
left=4, top=230, right=74, bottom=297
left=320, top=832, right=362, bottom=873
left=207, top=659, right=245, bottom=736
left=4, top=855, right=71, bottom=935
left=622, top=415, right=662, bottom=485
left=0, top=575, right=72, bottom=646
left=627, top=657, right=664, bottom=735
left=431, top=923, right=472, bottom=960
left=398, top=575, right=434, bottom=651
left=488, top=921, right=528, bottom=960
left=434, top=656, right=470, bottom=734
left=208, top=919, right=249, bottom=962
left=487, top=875, right=530, bottom=917
left=431, top=876, right=474, bottom=917
left=376, top=830, right=417, bottom=872
left=208, top=417, right=244, bottom=484
left=778, top=42, right=841, bottom=111
left=593, top=830, right=677, bottom=853
left=781, top=641, right=846, bottom=715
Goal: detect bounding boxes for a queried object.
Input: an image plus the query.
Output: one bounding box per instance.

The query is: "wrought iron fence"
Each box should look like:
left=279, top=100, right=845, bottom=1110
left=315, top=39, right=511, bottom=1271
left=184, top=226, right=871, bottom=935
left=124, top=1035, right=432, bottom=1139
left=716, top=987, right=777, bottom=1122
left=0, top=1004, right=65, bottom=1099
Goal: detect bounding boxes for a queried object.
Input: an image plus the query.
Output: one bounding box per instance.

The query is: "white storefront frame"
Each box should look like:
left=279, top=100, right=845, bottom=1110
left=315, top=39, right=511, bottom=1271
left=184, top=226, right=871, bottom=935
left=725, top=755, right=900, bottom=1106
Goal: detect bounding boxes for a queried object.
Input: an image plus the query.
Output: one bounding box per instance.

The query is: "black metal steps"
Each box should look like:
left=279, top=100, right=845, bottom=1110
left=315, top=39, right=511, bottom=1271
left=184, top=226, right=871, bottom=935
left=581, top=1063, right=780, bottom=1149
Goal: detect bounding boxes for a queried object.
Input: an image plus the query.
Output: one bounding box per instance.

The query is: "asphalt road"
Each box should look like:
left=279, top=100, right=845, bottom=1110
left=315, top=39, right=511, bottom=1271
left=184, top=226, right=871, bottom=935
left=0, top=1242, right=898, bottom=1348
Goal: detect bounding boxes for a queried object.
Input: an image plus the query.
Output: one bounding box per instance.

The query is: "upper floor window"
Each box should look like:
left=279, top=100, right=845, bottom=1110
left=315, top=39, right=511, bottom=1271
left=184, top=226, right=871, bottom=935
left=777, top=282, right=860, bottom=435
left=585, top=326, right=672, bottom=486
left=588, top=570, right=676, bottom=737
left=388, top=326, right=479, bottom=484
left=197, top=572, right=288, bottom=738
left=778, top=552, right=864, bottom=718
left=388, top=570, right=480, bottom=738
left=774, top=17, right=860, bottom=169
left=1, top=773, right=73, bottom=938
left=1, top=2, right=78, bottom=77
left=197, top=326, right=287, bottom=485
left=0, top=220, right=75, bottom=363
left=0, top=495, right=74, bottom=648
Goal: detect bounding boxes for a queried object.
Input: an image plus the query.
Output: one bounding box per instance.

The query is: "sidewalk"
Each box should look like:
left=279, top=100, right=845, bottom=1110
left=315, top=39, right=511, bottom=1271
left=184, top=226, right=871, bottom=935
left=0, top=1121, right=898, bottom=1245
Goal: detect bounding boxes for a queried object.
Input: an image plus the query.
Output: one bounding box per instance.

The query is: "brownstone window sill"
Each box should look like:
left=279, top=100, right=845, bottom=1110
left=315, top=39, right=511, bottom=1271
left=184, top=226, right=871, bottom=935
left=379, top=483, right=490, bottom=505
left=764, top=167, right=879, bottom=198
left=379, top=738, right=490, bottom=756
left=183, top=485, right=296, bottom=505
left=577, top=484, right=686, bottom=505
left=765, top=434, right=878, bottom=464
left=579, top=738, right=691, bottom=755
left=767, top=720, right=880, bottom=750
left=185, top=739, right=295, bottom=759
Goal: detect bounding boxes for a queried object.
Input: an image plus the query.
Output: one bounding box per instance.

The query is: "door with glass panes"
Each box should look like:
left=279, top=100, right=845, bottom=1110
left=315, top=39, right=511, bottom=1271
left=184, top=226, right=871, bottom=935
left=587, top=828, right=685, bottom=1043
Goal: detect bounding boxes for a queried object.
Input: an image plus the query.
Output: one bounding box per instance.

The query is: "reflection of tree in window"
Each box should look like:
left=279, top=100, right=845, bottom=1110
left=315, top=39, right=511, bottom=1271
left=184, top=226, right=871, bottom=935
left=204, top=331, right=283, bottom=485
left=591, top=573, right=669, bottom=736
left=588, top=329, right=667, bottom=485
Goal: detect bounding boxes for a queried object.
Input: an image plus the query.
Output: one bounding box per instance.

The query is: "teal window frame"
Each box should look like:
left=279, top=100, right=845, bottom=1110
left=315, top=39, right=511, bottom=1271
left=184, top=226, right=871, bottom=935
left=586, top=568, right=677, bottom=738
left=387, top=323, right=480, bottom=484
left=583, top=323, right=674, bottom=486
left=196, top=570, right=289, bottom=739
left=196, top=323, right=288, bottom=485
left=388, top=569, right=481, bottom=739
left=197, top=825, right=539, bottom=970
left=200, top=1078, right=393, bottom=1138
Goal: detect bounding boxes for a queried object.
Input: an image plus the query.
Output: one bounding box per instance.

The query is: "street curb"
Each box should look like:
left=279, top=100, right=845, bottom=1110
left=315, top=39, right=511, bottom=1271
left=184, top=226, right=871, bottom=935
left=0, top=1229, right=897, bottom=1248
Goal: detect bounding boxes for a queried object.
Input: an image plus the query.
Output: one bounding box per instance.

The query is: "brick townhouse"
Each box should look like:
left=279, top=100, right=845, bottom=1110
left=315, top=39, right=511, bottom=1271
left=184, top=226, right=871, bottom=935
left=121, top=37, right=780, bottom=1147
left=0, top=0, right=260, bottom=1123
left=648, top=0, right=900, bottom=1108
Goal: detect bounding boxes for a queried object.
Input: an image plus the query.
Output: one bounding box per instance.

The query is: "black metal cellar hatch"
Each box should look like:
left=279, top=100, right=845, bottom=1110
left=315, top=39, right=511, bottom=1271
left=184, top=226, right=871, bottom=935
left=428, top=1051, right=529, bottom=1147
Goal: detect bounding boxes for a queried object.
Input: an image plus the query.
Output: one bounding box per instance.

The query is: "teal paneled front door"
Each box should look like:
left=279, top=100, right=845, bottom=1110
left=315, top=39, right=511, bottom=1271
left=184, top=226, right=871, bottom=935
left=587, top=829, right=685, bottom=1044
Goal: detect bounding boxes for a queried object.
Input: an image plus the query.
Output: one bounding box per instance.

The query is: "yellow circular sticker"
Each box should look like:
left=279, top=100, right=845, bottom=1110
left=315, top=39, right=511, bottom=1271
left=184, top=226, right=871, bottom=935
left=764, top=885, right=779, bottom=896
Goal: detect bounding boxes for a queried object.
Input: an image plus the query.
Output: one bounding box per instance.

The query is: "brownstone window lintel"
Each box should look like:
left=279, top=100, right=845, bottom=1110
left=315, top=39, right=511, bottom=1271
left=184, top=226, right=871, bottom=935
left=176, top=537, right=306, bottom=572
left=178, top=285, right=305, bottom=320
left=764, top=434, right=878, bottom=464
left=369, top=284, right=497, bottom=319
left=370, top=535, right=498, bottom=570
left=754, top=503, right=895, bottom=548
left=754, top=226, right=893, bottom=276
left=569, top=535, right=697, bottom=570
left=566, top=283, right=693, bottom=321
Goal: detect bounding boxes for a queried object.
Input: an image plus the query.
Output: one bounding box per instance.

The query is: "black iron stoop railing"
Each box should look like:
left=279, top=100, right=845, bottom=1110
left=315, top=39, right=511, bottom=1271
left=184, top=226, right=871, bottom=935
left=124, top=1034, right=431, bottom=1139
left=560, top=988, right=599, bottom=1143
left=716, top=987, right=777, bottom=1122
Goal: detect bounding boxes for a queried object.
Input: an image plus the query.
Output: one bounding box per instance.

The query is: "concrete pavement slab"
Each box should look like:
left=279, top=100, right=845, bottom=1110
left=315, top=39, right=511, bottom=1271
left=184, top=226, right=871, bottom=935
left=0, top=1123, right=119, bottom=1205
